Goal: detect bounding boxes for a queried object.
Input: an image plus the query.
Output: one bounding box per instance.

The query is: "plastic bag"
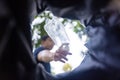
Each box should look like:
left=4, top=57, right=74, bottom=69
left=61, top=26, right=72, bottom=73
left=44, top=16, right=70, bottom=51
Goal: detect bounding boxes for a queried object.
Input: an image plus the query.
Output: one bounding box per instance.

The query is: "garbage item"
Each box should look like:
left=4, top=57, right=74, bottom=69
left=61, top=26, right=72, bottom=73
left=63, top=63, right=72, bottom=72
left=44, top=16, right=70, bottom=51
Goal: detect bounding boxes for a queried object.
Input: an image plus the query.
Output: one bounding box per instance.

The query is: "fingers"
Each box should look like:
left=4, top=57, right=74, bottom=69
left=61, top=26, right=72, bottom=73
left=67, top=52, right=72, bottom=55
left=59, top=43, right=69, bottom=49
left=58, top=43, right=69, bottom=51
left=54, top=53, right=68, bottom=63
left=59, top=51, right=72, bottom=57
left=54, top=44, right=72, bottom=63
left=60, top=54, right=68, bottom=61
left=56, top=49, right=72, bottom=56
left=55, top=57, right=67, bottom=63
left=59, top=59, right=65, bottom=63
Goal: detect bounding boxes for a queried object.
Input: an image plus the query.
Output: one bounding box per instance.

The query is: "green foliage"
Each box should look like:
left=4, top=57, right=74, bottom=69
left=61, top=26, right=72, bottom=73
left=72, top=20, right=85, bottom=38
left=38, top=11, right=52, bottom=19
left=33, top=21, right=47, bottom=47
left=73, top=20, right=84, bottom=33
left=32, top=11, right=53, bottom=48
left=62, top=18, right=68, bottom=24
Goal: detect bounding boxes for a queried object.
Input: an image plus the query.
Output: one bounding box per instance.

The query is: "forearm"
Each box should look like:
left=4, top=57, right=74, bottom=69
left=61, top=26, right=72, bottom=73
left=41, top=53, right=54, bottom=62
left=37, top=50, right=54, bottom=62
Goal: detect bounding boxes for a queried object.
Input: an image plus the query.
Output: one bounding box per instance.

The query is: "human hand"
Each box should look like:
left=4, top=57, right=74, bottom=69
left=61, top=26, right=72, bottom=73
left=54, top=43, right=72, bottom=63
